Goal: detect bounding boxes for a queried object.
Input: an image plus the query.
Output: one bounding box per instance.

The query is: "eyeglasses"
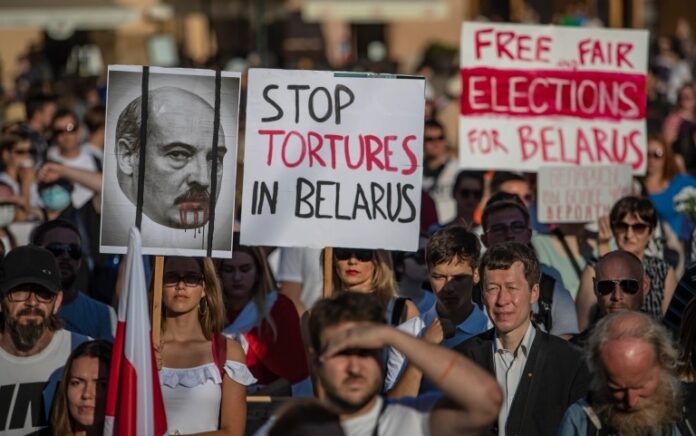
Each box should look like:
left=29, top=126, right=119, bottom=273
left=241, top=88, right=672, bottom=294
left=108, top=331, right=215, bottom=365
left=163, top=272, right=205, bottom=287
left=486, top=221, right=529, bottom=235
left=334, top=248, right=374, bottom=262
left=613, top=222, right=650, bottom=235
left=425, top=135, right=445, bottom=142
left=405, top=249, right=426, bottom=265
left=6, top=286, right=56, bottom=303
left=457, top=189, right=483, bottom=200
left=596, top=279, right=641, bottom=296
left=647, top=149, right=664, bottom=159
left=45, top=242, right=82, bottom=260
left=52, top=123, right=77, bottom=137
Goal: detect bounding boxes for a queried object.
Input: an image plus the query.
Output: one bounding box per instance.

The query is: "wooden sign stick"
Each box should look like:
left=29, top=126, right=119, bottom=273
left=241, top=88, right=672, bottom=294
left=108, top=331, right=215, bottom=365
left=323, top=247, right=333, bottom=298
left=152, top=255, right=164, bottom=369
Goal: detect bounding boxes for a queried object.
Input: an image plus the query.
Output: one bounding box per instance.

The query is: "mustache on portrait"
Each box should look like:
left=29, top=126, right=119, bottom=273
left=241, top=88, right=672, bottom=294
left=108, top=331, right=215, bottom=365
left=174, top=186, right=210, bottom=205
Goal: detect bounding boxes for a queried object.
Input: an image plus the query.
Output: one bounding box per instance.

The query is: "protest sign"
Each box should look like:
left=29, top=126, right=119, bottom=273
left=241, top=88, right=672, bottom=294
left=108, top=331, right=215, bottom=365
left=100, top=65, right=241, bottom=257
left=459, top=22, right=648, bottom=174
left=240, top=68, right=424, bottom=251
left=537, top=165, right=633, bottom=223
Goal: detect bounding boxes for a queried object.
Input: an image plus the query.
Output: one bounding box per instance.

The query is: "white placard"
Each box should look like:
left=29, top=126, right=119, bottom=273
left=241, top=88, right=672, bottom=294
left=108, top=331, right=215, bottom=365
left=537, top=165, right=633, bottom=223
left=100, top=65, right=241, bottom=257
left=240, top=68, right=424, bottom=251
left=459, top=22, right=649, bottom=174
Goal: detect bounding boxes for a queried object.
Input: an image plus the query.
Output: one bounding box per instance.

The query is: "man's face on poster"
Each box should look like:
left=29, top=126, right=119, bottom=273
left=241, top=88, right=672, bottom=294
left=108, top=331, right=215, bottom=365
left=117, top=87, right=226, bottom=229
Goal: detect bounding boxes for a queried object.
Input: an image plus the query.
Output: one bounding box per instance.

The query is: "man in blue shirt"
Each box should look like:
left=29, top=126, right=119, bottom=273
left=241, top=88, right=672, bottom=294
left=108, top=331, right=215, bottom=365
left=31, top=219, right=115, bottom=341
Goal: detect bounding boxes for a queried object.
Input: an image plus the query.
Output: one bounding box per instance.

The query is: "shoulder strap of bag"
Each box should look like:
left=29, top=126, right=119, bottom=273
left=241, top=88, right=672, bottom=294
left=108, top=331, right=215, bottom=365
left=391, top=297, right=408, bottom=326
left=211, top=333, right=227, bottom=377
left=537, top=273, right=555, bottom=332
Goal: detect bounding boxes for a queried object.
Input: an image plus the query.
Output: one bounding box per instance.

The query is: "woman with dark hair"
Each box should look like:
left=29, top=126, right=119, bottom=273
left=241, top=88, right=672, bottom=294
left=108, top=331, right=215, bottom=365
left=219, top=235, right=309, bottom=395
left=51, top=340, right=112, bottom=435
left=576, top=196, right=677, bottom=330
left=643, top=134, right=696, bottom=241
left=155, top=256, right=255, bottom=435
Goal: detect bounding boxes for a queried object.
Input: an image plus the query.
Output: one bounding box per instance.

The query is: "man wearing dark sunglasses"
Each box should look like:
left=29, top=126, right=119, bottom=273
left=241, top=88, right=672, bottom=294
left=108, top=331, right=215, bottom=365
left=31, top=220, right=115, bottom=341
left=0, top=245, right=89, bottom=435
left=571, top=250, right=649, bottom=347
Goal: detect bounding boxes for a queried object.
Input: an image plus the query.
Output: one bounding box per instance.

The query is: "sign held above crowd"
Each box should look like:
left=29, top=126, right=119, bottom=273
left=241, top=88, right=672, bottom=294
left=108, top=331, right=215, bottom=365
left=240, top=68, right=424, bottom=251
left=459, top=22, right=649, bottom=174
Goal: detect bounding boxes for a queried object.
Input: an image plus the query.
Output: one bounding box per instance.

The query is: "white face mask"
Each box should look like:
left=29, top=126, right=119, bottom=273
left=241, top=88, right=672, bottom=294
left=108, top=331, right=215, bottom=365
left=0, top=204, right=16, bottom=228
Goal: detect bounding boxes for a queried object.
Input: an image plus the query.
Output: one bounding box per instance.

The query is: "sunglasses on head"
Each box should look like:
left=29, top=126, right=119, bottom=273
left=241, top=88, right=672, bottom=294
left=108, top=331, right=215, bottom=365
left=334, top=248, right=374, bottom=262
left=52, top=123, right=77, bottom=137
left=45, top=242, right=81, bottom=260
left=596, top=279, right=641, bottom=296
left=163, top=272, right=205, bottom=287
left=613, top=222, right=650, bottom=235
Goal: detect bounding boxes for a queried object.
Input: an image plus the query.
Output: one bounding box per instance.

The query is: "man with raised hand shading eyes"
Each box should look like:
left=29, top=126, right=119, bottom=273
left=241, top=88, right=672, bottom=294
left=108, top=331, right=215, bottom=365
left=0, top=245, right=89, bottom=436
left=115, top=86, right=226, bottom=229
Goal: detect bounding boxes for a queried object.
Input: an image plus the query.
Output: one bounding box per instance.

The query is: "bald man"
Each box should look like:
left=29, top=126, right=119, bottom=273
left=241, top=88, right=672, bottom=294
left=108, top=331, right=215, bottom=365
left=115, top=86, right=226, bottom=229
left=558, top=311, right=687, bottom=435
left=571, top=250, right=650, bottom=346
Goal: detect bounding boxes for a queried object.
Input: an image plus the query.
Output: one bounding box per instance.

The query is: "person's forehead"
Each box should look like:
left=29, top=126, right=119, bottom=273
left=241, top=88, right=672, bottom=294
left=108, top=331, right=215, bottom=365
left=227, top=251, right=256, bottom=266
left=53, top=114, right=77, bottom=127
left=601, top=340, right=658, bottom=384
left=149, top=108, right=225, bottom=149
left=596, top=257, right=641, bottom=281
left=500, top=180, right=530, bottom=194
left=485, top=261, right=526, bottom=281
left=43, top=226, right=79, bottom=244
left=488, top=206, right=526, bottom=224
left=456, top=177, right=482, bottom=189
left=618, top=213, right=646, bottom=224
left=432, top=258, right=474, bottom=275
left=320, top=321, right=358, bottom=348
left=165, top=257, right=201, bottom=273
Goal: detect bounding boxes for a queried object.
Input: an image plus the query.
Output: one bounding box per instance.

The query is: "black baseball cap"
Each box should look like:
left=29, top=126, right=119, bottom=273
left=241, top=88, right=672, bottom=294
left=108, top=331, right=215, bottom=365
left=0, top=245, right=61, bottom=294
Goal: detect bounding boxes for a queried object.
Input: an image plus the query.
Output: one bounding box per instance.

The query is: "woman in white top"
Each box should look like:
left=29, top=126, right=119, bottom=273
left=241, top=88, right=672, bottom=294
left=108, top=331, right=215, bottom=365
left=156, top=256, right=256, bottom=435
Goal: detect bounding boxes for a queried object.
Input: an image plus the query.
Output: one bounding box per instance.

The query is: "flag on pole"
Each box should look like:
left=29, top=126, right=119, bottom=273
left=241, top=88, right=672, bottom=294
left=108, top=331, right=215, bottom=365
left=104, top=227, right=167, bottom=436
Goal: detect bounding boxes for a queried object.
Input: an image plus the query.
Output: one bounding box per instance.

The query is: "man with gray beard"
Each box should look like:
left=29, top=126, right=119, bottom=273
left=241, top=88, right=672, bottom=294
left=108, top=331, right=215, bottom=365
left=558, top=311, right=685, bottom=436
left=0, top=245, right=88, bottom=435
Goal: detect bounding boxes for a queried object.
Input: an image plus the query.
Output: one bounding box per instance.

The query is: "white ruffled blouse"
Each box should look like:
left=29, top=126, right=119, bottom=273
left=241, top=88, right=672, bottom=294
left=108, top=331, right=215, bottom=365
left=160, top=361, right=256, bottom=434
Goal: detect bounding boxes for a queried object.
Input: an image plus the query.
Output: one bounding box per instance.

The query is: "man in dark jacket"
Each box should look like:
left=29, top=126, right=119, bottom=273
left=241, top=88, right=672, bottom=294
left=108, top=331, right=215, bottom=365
left=456, top=242, right=590, bottom=435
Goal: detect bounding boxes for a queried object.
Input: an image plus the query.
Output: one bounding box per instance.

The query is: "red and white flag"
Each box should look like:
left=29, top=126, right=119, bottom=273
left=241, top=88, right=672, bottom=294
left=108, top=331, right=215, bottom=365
left=104, top=228, right=167, bottom=436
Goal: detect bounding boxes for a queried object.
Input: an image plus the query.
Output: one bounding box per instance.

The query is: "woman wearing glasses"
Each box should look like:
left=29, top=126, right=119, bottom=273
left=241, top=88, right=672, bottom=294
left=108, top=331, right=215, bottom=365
left=575, top=196, right=677, bottom=330
left=156, top=256, right=255, bottom=435
left=218, top=235, right=309, bottom=395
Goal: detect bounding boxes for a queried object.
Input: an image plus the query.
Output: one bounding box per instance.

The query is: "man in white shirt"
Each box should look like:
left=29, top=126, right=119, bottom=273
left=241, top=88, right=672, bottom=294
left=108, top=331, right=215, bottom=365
left=456, top=242, right=589, bottom=436
left=255, top=292, right=502, bottom=436
left=0, top=245, right=88, bottom=435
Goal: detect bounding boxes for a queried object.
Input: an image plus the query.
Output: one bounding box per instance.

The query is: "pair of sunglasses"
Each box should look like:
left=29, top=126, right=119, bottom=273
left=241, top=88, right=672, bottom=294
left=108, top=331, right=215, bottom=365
left=163, top=272, right=205, bottom=287
left=45, top=242, right=81, bottom=260
left=596, top=279, right=640, bottom=296
left=334, top=248, right=374, bottom=262
left=612, top=222, right=650, bottom=235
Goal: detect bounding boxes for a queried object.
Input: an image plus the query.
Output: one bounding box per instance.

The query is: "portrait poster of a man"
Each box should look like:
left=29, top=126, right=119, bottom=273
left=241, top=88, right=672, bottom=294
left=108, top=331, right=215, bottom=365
left=100, top=66, right=240, bottom=257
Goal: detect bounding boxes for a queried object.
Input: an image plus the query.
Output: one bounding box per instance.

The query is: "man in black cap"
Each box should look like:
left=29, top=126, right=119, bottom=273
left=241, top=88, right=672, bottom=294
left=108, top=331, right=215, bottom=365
left=0, top=245, right=88, bottom=435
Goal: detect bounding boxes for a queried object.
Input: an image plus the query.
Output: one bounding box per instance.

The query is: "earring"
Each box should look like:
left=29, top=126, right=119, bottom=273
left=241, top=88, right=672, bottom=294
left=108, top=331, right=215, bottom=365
left=199, top=298, right=208, bottom=315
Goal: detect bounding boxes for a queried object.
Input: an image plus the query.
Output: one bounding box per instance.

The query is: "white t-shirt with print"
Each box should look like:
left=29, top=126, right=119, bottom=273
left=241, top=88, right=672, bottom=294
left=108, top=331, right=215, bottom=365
left=0, top=329, right=77, bottom=435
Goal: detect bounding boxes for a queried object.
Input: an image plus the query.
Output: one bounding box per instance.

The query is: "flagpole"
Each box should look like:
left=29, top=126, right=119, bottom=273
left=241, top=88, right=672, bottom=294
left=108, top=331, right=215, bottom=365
left=323, top=247, right=333, bottom=298
left=152, top=255, right=164, bottom=369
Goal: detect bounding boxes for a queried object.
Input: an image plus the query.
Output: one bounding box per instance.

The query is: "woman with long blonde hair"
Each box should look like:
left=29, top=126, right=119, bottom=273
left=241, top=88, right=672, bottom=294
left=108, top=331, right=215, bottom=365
left=155, top=256, right=255, bottom=435
left=218, top=234, right=309, bottom=395
left=51, top=340, right=111, bottom=436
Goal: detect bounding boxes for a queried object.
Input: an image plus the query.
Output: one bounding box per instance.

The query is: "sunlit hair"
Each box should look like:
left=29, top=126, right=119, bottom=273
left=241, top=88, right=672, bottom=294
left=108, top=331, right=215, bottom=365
left=587, top=311, right=679, bottom=392
left=152, top=257, right=225, bottom=340
left=331, top=249, right=397, bottom=310
left=647, top=133, right=680, bottom=183
left=678, top=297, right=696, bottom=382
left=217, top=235, right=277, bottom=334
left=51, top=340, right=112, bottom=435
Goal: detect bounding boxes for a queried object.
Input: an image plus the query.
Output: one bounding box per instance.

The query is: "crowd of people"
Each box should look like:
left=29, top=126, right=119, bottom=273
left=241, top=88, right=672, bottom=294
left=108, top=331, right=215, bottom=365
left=3, top=15, right=696, bottom=436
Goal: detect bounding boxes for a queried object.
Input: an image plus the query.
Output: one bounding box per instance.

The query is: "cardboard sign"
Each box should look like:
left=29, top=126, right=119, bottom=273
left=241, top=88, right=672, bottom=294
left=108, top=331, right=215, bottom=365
left=537, top=165, right=633, bottom=223
left=459, top=22, right=648, bottom=174
left=100, top=65, right=241, bottom=257
left=240, top=68, right=424, bottom=251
